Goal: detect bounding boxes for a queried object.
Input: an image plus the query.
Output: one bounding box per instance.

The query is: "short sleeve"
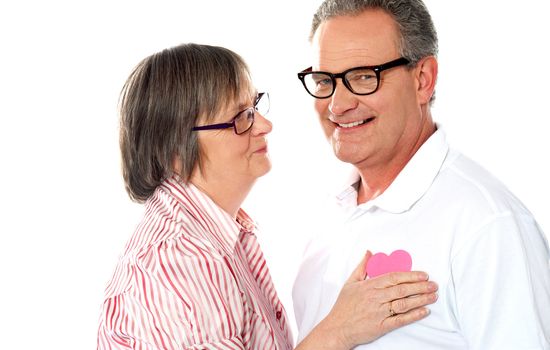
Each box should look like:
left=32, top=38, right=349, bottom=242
left=451, top=212, right=550, bottom=349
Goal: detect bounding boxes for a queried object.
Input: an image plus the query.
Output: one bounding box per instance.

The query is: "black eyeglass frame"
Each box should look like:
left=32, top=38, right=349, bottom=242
left=192, top=92, right=269, bottom=135
left=297, top=57, right=410, bottom=99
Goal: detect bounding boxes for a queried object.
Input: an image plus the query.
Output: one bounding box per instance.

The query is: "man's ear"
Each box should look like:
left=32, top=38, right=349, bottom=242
left=415, top=56, right=438, bottom=105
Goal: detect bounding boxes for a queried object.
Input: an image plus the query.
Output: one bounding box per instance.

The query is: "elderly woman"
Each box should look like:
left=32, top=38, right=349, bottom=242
left=97, top=43, right=437, bottom=349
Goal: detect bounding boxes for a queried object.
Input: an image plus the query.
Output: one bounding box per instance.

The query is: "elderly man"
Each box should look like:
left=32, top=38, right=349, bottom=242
left=293, top=0, right=550, bottom=349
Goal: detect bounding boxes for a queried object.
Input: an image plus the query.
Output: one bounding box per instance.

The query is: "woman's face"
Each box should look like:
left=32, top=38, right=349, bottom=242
left=196, top=87, right=273, bottom=185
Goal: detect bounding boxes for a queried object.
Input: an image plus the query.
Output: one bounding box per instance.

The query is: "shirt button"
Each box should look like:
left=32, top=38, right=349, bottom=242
left=276, top=311, right=282, bottom=320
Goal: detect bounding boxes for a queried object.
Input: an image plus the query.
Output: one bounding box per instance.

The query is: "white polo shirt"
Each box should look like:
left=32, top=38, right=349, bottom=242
left=293, top=129, right=550, bottom=349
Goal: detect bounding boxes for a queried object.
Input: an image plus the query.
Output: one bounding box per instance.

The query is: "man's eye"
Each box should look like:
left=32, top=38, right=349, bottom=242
left=311, top=76, right=332, bottom=91
left=349, top=73, right=376, bottom=81
left=316, top=78, right=332, bottom=86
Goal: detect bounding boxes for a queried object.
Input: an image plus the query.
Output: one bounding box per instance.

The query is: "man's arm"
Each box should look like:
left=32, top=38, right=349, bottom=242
left=451, top=212, right=550, bottom=349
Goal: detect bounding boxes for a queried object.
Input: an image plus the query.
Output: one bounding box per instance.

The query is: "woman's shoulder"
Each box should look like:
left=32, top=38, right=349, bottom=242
left=102, top=212, right=225, bottom=301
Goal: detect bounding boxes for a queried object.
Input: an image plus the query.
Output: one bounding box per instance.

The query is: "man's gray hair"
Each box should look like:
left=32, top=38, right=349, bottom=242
left=310, top=0, right=438, bottom=64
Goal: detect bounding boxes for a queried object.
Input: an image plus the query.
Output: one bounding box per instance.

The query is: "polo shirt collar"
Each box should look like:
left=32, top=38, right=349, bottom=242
left=336, top=127, right=449, bottom=214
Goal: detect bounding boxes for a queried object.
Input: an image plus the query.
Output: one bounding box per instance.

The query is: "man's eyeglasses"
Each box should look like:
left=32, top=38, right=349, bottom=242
left=297, top=57, right=410, bottom=99
left=192, top=92, right=269, bottom=135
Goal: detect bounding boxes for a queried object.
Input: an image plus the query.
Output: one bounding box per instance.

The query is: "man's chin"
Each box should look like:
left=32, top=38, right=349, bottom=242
left=332, top=144, right=363, bottom=165
left=335, top=155, right=357, bottom=165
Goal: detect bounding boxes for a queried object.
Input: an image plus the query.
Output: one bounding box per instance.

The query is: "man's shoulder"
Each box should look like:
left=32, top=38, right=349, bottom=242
left=434, top=149, right=531, bottom=217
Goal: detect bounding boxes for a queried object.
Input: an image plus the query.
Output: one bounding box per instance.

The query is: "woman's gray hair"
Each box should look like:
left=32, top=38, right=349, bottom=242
left=119, top=43, right=250, bottom=202
left=310, top=0, right=438, bottom=65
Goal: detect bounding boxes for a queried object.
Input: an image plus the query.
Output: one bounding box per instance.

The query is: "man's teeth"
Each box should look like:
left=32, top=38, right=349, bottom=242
left=338, top=120, right=367, bottom=128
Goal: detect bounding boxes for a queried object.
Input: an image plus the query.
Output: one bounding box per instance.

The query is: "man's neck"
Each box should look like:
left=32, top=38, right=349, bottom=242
left=356, top=121, right=437, bottom=204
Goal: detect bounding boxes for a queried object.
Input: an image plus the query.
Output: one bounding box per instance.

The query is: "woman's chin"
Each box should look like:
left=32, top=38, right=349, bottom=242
left=254, top=160, right=272, bottom=179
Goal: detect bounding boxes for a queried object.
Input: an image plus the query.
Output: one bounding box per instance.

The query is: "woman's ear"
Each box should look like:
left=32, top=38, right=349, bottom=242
left=172, top=156, right=182, bottom=175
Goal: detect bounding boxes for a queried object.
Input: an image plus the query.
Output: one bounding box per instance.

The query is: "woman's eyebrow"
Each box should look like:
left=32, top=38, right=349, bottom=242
left=236, top=90, right=259, bottom=110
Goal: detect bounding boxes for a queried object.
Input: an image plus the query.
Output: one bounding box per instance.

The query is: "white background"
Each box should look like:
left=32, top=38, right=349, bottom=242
left=1, top=0, right=549, bottom=348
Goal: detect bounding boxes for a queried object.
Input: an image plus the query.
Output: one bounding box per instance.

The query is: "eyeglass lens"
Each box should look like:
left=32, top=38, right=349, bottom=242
left=305, top=68, right=378, bottom=98
left=234, top=93, right=269, bottom=134
left=234, top=109, right=255, bottom=134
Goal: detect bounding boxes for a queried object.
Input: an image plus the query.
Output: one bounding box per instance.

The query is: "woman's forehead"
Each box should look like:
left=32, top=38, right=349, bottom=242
left=205, top=85, right=256, bottom=123
left=233, top=85, right=257, bottom=108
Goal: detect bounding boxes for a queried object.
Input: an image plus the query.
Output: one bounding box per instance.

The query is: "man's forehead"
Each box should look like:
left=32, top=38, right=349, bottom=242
left=312, top=48, right=380, bottom=70
left=311, top=12, right=401, bottom=70
left=313, top=10, right=399, bottom=44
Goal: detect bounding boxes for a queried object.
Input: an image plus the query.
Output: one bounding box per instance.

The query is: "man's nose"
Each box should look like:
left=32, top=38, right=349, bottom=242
left=329, top=79, right=358, bottom=116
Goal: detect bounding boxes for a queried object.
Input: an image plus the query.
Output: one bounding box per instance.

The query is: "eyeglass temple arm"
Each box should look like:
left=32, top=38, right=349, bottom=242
left=377, top=57, right=410, bottom=71
left=192, top=122, right=234, bottom=131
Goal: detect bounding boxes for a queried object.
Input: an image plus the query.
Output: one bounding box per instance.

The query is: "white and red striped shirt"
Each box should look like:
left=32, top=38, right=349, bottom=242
left=97, top=176, right=293, bottom=349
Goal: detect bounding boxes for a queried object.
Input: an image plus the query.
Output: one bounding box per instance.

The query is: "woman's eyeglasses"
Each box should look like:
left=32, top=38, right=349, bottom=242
left=192, top=92, right=269, bottom=135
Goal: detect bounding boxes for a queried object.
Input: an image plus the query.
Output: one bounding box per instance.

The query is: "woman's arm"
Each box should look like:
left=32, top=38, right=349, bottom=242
left=295, top=252, right=438, bottom=350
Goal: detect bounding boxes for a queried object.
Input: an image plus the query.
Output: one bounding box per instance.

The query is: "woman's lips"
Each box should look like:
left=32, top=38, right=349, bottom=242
left=253, top=145, right=268, bottom=153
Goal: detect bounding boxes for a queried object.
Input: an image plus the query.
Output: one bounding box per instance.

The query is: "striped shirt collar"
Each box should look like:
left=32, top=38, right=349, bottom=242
left=100, top=174, right=293, bottom=348
left=159, top=174, right=257, bottom=252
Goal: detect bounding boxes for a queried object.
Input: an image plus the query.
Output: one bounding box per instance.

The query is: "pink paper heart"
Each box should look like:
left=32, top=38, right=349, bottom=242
left=366, top=250, right=412, bottom=278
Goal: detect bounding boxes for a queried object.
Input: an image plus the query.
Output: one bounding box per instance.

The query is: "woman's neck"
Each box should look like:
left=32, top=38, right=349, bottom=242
left=189, top=171, right=254, bottom=219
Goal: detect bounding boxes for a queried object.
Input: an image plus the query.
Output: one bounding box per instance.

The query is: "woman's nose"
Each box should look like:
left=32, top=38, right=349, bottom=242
left=251, top=112, right=273, bottom=136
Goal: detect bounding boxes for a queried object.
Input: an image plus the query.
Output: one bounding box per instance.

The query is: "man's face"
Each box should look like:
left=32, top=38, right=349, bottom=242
left=311, top=9, right=427, bottom=172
